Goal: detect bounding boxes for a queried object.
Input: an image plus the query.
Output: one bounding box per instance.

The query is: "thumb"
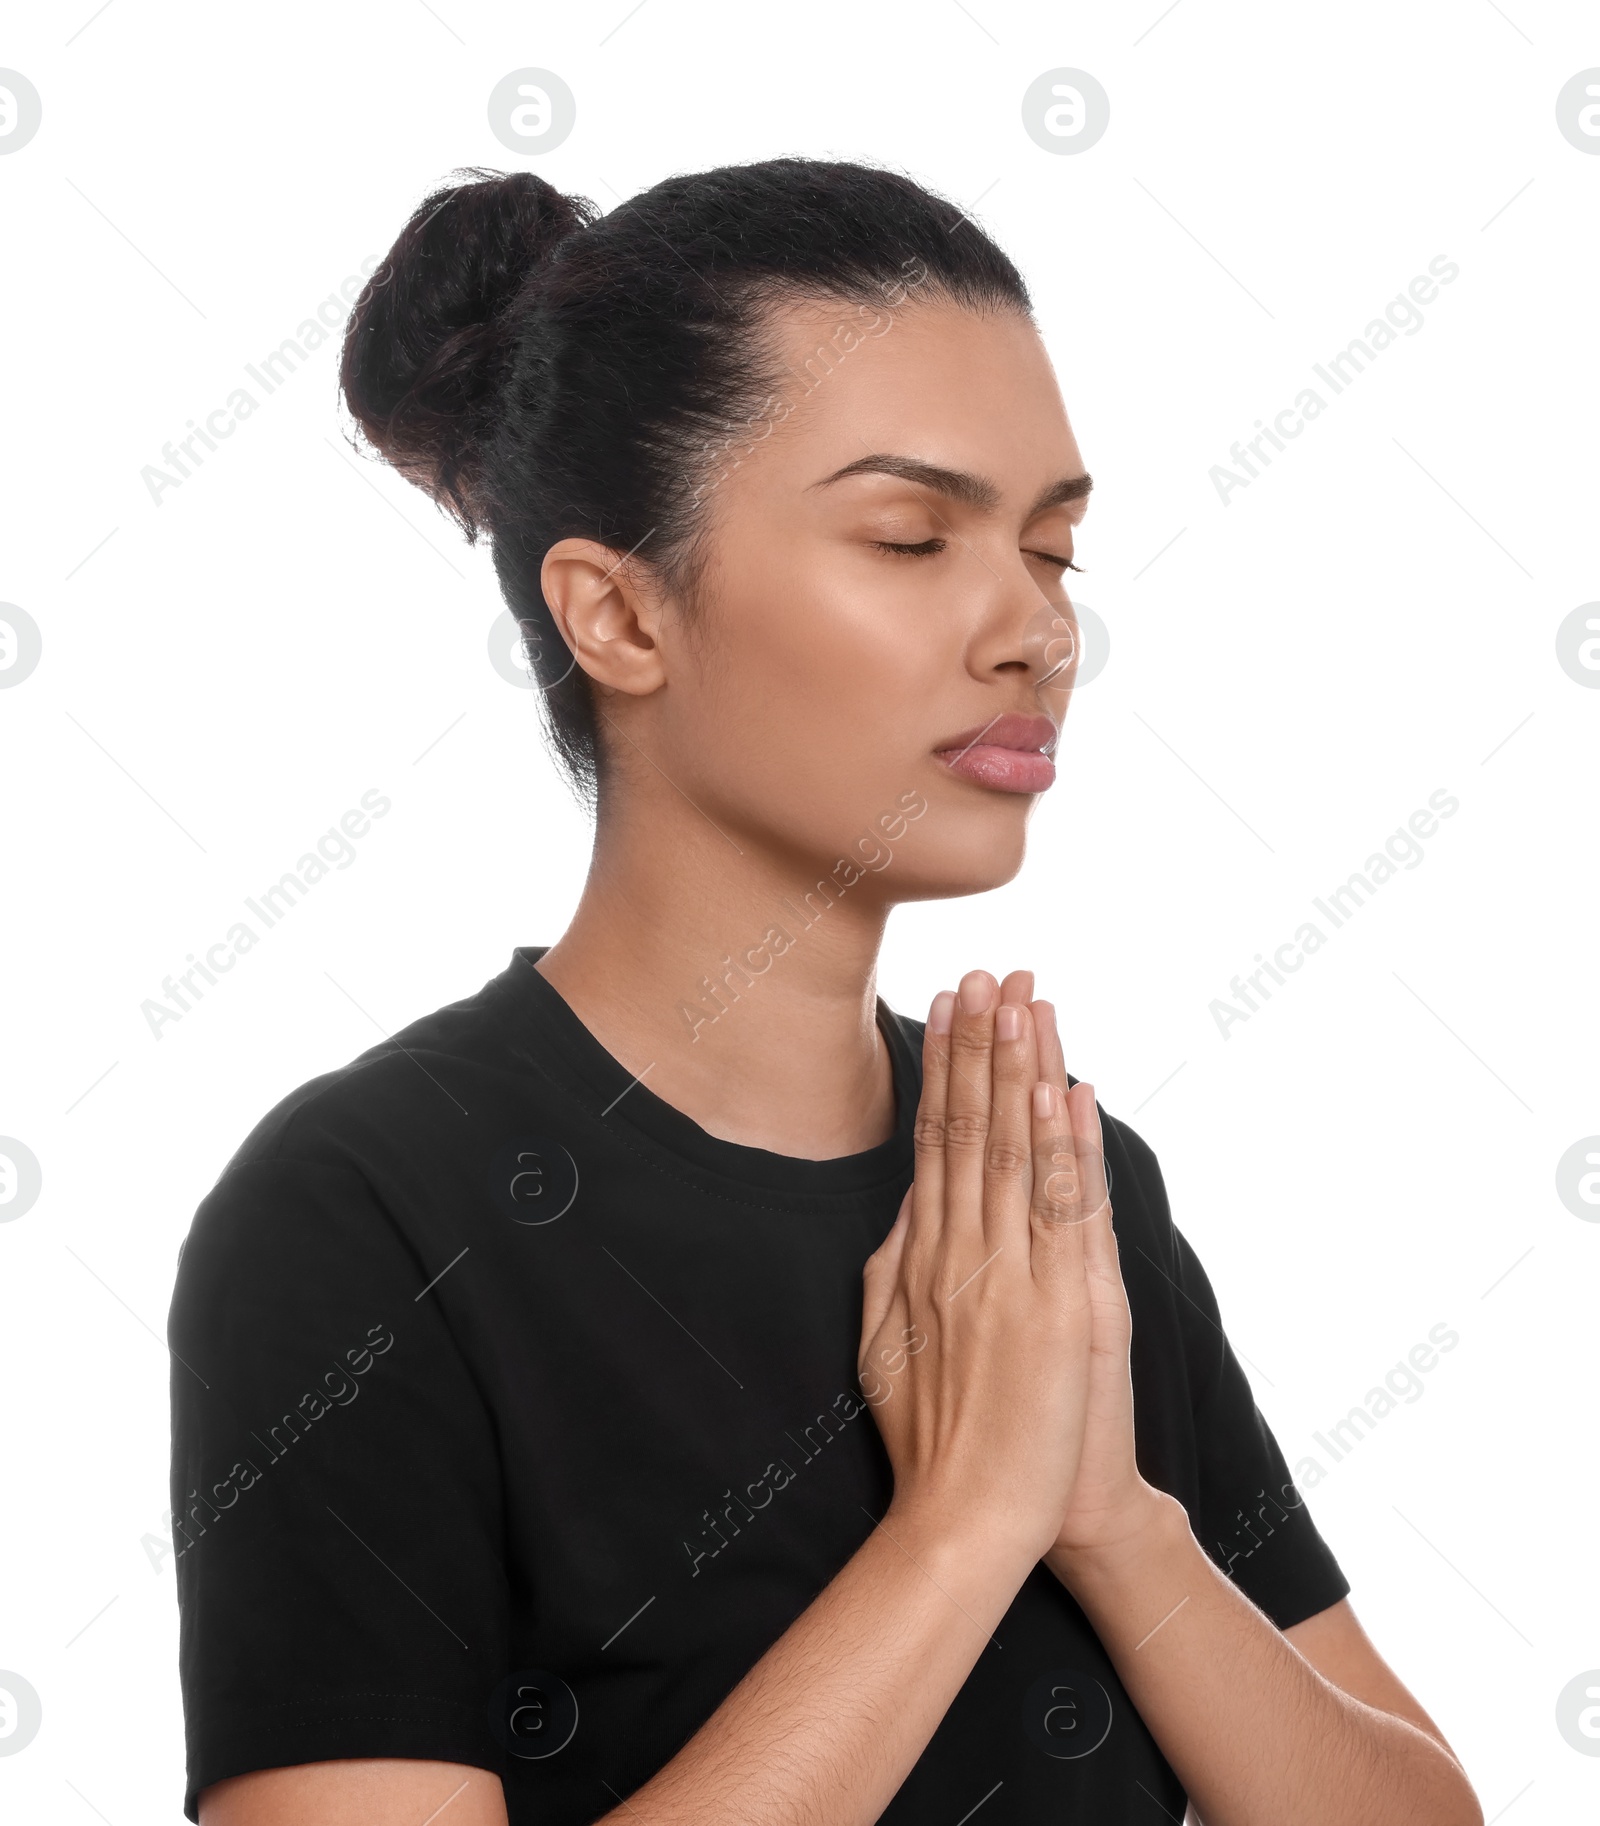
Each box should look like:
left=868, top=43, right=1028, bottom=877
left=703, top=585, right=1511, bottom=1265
left=860, top=1183, right=913, bottom=1357
left=1071, top=1086, right=1128, bottom=1321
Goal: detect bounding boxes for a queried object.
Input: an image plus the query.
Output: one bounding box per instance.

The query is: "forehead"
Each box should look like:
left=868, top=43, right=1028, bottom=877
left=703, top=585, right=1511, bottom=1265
left=747, top=293, right=1084, bottom=506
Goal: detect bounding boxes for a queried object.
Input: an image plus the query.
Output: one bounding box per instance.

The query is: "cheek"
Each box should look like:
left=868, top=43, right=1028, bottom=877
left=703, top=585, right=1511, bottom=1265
left=673, top=559, right=935, bottom=812
left=801, top=546, right=960, bottom=691
left=714, top=548, right=928, bottom=720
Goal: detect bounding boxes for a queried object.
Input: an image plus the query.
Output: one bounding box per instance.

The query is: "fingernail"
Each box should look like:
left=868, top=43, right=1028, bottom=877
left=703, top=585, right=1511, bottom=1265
left=928, top=990, right=955, bottom=1035
left=1033, top=1082, right=1055, bottom=1119
left=958, top=971, right=993, bottom=1015
left=996, top=1002, right=1022, bottom=1042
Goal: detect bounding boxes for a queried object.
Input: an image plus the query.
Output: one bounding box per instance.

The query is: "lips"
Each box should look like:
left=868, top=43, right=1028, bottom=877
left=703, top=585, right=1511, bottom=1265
left=932, top=711, right=1059, bottom=795
left=934, top=712, right=1059, bottom=758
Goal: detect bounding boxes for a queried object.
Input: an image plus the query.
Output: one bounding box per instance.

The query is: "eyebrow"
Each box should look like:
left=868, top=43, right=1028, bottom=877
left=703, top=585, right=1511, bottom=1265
left=811, top=453, right=1093, bottom=520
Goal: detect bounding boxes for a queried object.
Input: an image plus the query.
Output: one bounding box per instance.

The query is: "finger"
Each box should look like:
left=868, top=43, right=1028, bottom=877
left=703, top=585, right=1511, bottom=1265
left=1031, top=996, right=1069, bottom=1095
left=999, top=968, right=1035, bottom=1006
left=1067, top=1080, right=1113, bottom=1234
left=983, top=996, right=1039, bottom=1255
left=911, top=990, right=956, bottom=1247
left=942, top=969, right=998, bottom=1247
left=1027, top=1079, right=1089, bottom=1289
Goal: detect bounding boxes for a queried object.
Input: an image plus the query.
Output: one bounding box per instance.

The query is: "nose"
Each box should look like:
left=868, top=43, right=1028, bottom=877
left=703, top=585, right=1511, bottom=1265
left=1021, top=595, right=1078, bottom=692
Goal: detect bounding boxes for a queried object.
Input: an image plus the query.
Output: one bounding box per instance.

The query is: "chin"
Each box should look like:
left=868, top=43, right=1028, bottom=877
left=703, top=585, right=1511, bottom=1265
left=893, top=823, right=1031, bottom=902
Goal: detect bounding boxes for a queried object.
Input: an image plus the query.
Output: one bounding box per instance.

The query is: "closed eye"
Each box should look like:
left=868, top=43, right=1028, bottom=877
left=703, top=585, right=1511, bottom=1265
left=871, top=538, right=946, bottom=558
left=871, top=537, right=1083, bottom=572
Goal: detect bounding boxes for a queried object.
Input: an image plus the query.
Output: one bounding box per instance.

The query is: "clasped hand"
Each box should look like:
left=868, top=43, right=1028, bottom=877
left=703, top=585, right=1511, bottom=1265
left=858, top=968, right=1165, bottom=1575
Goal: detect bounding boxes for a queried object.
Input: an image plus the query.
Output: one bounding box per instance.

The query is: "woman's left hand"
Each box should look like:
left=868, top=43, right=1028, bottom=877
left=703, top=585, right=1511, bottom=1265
left=999, top=972, right=1170, bottom=1570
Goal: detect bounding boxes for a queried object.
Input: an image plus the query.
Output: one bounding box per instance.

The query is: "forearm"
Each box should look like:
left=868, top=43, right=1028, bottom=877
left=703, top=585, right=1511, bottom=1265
left=601, top=1505, right=1035, bottom=1826
left=1045, top=1493, right=1479, bottom=1826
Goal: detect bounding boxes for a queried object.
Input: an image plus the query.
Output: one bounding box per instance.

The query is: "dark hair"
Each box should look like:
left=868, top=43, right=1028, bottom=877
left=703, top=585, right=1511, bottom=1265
left=339, top=157, right=1032, bottom=810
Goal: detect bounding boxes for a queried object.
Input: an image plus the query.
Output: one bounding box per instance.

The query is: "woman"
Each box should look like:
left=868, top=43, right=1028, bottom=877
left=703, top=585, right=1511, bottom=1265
left=167, top=158, right=1481, bottom=1825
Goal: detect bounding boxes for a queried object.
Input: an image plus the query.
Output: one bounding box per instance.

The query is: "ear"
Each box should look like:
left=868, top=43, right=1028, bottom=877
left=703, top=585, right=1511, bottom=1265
left=539, top=536, right=671, bottom=699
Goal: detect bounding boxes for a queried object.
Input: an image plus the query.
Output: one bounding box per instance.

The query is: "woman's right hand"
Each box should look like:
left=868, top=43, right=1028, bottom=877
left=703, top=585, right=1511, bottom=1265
left=857, top=968, right=1097, bottom=1565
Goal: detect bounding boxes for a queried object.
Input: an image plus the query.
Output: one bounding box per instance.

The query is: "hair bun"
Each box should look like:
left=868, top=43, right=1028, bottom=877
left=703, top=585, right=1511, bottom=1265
left=339, top=167, right=596, bottom=535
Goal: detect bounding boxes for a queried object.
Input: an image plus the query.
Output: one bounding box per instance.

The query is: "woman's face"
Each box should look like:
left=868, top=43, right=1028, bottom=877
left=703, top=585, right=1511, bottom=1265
left=597, top=293, right=1089, bottom=902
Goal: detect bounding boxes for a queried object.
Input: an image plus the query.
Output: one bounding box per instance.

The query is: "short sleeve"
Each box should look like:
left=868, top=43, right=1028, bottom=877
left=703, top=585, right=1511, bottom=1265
left=1169, top=1222, right=1351, bottom=1629
left=167, top=1154, right=510, bottom=1820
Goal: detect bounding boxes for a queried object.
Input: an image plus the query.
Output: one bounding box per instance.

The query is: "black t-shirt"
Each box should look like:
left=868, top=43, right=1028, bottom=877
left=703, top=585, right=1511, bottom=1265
left=168, top=945, right=1349, bottom=1823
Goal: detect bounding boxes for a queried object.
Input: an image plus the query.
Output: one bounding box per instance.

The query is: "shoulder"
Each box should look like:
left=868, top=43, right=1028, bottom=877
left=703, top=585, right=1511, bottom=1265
left=204, top=956, right=546, bottom=1192
left=174, top=956, right=556, bottom=1289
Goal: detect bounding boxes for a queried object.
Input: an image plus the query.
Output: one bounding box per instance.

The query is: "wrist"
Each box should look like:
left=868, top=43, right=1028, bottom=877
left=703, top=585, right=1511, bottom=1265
left=1045, top=1484, right=1191, bottom=1591
left=881, top=1494, right=1049, bottom=1586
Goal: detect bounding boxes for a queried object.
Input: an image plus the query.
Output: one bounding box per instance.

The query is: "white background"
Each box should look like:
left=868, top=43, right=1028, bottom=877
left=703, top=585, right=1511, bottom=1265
left=1, top=1, right=1596, bottom=1819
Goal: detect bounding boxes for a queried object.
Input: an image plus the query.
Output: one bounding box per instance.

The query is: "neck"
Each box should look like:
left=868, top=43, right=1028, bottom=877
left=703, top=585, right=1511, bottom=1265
left=534, top=805, right=899, bottom=1160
